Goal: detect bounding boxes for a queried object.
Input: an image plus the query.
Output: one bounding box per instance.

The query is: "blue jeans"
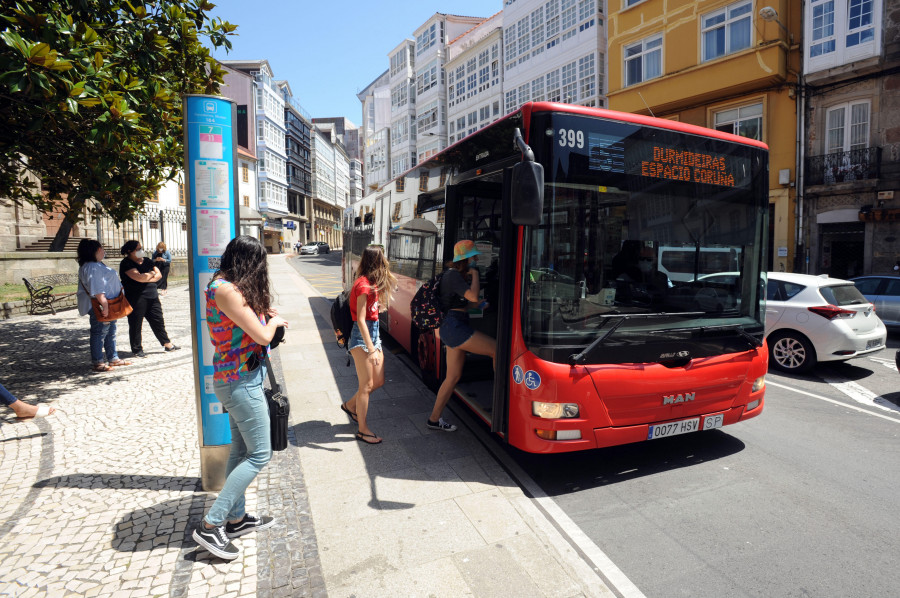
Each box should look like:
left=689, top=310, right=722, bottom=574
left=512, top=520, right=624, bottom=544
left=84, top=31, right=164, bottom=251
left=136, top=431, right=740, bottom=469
left=205, top=365, right=272, bottom=527
left=89, top=309, right=119, bottom=364
left=0, top=382, right=18, bottom=407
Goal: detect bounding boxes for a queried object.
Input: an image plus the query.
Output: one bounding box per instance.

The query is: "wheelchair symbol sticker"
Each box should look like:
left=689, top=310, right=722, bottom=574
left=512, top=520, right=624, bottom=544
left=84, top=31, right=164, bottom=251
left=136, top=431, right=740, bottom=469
left=512, top=365, right=524, bottom=384
left=523, top=370, right=541, bottom=390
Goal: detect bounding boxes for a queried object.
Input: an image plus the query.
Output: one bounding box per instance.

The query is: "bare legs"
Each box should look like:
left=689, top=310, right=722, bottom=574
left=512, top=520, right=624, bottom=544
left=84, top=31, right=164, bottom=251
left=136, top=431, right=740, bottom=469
left=430, top=330, right=496, bottom=423
left=345, top=347, right=385, bottom=443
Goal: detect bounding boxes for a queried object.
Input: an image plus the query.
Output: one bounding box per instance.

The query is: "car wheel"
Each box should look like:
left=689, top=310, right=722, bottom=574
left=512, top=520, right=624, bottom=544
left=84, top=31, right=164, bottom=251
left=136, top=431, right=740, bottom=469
left=768, top=330, right=817, bottom=374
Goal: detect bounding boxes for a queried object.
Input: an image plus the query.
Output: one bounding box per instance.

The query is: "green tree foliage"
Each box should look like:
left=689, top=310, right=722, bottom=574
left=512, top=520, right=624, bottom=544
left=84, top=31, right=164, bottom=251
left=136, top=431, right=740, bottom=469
left=0, top=1, right=236, bottom=250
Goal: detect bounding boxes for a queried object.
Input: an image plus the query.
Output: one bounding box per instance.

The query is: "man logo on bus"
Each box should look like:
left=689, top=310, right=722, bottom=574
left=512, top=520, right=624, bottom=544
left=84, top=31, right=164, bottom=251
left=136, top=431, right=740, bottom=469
left=512, top=365, right=524, bottom=385
left=663, top=393, right=696, bottom=405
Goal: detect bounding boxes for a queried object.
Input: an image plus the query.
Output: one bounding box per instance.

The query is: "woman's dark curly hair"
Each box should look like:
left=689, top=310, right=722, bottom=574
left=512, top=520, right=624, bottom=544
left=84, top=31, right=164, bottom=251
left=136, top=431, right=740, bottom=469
left=212, top=235, right=271, bottom=315
left=77, top=239, right=103, bottom=266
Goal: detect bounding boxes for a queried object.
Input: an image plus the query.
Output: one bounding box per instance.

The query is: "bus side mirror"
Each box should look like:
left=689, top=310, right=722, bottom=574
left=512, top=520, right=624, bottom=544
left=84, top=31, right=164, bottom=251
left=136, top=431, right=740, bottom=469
left=510, top=160, right=544, bottom=226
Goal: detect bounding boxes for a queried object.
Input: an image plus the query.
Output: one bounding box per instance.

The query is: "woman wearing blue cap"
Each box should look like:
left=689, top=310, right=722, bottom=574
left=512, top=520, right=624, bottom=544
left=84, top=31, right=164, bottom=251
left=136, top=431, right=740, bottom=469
left=428, top=240, right=496, bottom=432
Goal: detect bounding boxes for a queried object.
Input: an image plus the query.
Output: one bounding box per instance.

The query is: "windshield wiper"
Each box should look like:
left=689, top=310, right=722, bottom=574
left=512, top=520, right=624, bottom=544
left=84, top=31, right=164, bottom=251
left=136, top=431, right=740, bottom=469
left=568, top=311, right=705, bottom=366
left=649, top=323, right=763, bottom=348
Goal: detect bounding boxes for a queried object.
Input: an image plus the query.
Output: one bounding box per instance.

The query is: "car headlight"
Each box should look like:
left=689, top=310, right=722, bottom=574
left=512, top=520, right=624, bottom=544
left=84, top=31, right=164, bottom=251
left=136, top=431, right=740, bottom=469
left=532, top=402, right=579, bottom=419
left=751, top=375, right=765, bottom=392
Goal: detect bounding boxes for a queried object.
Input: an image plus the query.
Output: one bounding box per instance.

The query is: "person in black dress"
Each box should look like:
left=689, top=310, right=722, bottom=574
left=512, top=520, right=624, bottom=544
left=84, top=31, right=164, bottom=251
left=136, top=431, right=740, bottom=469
left=119, top=240, right=180, bottom=357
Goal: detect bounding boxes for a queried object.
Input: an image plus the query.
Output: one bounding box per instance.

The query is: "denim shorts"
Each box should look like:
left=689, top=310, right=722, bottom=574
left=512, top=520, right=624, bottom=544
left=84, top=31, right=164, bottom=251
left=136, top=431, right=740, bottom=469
left=348, top=319, right=382, bottom=352
left=440, top=310, right=475, bottom=349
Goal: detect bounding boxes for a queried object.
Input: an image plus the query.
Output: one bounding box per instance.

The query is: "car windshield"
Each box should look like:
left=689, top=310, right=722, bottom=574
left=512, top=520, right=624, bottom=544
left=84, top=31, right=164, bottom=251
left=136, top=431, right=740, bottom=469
left=522, top=112, right=768, bottom=364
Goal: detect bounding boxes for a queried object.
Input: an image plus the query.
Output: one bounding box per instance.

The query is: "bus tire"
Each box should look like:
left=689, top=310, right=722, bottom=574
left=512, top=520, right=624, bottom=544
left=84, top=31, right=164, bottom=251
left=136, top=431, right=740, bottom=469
left=412, top=326, right=440, bottom=391
left=768, top=330, right=816, bottom=374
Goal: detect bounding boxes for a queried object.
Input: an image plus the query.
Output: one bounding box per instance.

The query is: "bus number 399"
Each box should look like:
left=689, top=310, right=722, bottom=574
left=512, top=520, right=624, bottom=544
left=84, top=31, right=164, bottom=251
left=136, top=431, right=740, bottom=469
left=558, top=128, right=585, bottom=149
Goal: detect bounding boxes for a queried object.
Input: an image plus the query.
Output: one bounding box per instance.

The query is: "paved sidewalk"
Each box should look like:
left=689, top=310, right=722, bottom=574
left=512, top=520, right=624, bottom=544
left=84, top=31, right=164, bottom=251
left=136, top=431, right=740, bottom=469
left=0, top=256, right=614, bottom=597
left=270, top=256, right=613, bottom=597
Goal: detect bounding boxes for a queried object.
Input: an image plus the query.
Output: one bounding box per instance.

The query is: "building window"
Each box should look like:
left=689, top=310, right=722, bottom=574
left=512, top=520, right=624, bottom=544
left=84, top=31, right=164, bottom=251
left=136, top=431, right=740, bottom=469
left=178, top=182, right=186, bottom=206
left=396, top=177, right=405, bottom=193
left=546, top=69, right=561, bottom=102
left=714, top=102, right=763, bottom=141
left=546, top=0, right=560, bottom=38
left=419, top=172, right=429, bottom=192
left=148, top=189, right=158, bottom=202
left=242, top=164, right=249, bottom=183
left=811, top=0, right=836, bottom=57
left=578, top=53, right=595, bottom=99
left=243, top=195, right=250, bottom=207
left=391, top=202, right=402, bottom=222
left=826, top=101, right=870, bottom=153
left=846, top=0, right=874, bottom=47
left=416, top=60, right=439, bottom=95
left=416, top=23, right=437, bottom=56
left=561, top=61, right=577, bottom=103
left=624, top=35, right=662, bottom=86
left=505, top=89, right=517, bottom=113
left=437, top=208, right=445, bottom=223
left=701, top=1, right=752, bottom=62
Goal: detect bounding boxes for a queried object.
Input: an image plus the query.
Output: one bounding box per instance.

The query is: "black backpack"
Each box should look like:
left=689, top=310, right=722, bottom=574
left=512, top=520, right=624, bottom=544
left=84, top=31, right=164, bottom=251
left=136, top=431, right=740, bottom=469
left=411, top=272, right=447, bottom=331
left=330, top=290, right=354, bottom=351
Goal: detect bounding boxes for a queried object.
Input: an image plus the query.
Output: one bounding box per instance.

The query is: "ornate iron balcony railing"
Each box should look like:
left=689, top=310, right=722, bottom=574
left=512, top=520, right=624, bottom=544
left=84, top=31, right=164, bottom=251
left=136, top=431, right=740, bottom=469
left=806, top=146, right=881, bottom=186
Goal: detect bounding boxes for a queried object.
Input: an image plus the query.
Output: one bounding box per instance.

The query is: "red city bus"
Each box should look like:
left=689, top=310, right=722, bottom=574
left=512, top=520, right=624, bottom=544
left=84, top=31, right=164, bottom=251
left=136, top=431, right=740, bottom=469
left=344, top=102, right=768, bottom=454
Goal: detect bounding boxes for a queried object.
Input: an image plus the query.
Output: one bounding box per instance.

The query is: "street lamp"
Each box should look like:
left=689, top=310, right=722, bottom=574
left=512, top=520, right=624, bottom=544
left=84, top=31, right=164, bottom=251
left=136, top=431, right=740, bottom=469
left=759, top=6, right=793, bottom=43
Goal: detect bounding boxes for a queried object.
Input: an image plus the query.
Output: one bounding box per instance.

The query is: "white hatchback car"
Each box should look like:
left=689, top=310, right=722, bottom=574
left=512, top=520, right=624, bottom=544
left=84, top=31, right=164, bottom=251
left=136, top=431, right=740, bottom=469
left=765, top=272, right=887, bottom=373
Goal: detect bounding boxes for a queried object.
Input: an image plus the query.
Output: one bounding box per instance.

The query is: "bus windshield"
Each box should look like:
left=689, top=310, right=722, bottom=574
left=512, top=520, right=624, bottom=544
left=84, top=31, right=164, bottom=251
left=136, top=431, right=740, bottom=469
left=523, top=112, right=768, bottom=364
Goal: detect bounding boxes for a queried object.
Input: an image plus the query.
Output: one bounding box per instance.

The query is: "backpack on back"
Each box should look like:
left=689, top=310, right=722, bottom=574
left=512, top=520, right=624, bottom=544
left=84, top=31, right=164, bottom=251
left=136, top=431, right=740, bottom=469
left=330, top=290, right=354, bottom=350
left=410, top=272, right=446, bottom=331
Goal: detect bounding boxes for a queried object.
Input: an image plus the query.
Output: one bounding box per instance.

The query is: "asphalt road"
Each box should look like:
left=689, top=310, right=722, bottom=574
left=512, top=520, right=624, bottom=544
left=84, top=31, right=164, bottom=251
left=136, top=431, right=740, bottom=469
left=289, top=255, right=900, bottom=598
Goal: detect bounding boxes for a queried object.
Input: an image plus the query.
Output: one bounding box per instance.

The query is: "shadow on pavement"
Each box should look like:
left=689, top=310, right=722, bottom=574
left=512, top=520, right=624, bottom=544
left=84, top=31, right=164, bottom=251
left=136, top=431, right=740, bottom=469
left=511, top=429, right=746, bottom=496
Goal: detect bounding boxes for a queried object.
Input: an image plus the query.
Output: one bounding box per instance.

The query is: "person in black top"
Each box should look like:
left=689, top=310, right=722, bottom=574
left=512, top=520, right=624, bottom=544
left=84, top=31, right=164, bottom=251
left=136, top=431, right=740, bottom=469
left=427, top=240, right=497, bottom=433
left=119, top=240, right=180, bottom=357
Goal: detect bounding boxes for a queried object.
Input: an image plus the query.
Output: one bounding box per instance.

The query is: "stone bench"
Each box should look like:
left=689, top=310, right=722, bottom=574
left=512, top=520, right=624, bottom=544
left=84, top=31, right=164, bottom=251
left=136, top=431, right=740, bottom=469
left=22, top=273, right=80, bottom=315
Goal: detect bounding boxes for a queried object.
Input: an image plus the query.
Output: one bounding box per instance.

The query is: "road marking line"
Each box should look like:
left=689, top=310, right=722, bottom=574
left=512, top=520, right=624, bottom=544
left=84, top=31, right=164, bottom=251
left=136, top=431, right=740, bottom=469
left=817, top=373, right=900, bottom=414
left=767, top=380, right=900, bottom=422
left=868, top=356, right=898, bottom=372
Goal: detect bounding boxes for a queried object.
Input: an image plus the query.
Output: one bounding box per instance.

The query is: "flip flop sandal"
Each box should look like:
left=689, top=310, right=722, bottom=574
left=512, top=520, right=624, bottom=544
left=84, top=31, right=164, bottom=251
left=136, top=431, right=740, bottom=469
left=340, top=403, right=358, bottom=422
left=92, top=363, right=112, bottom=373
left=355, top=431, right=382, bottom=445
left=17, top=404, right=54, bottom=420
left=109, top=360, right=132, bottom=367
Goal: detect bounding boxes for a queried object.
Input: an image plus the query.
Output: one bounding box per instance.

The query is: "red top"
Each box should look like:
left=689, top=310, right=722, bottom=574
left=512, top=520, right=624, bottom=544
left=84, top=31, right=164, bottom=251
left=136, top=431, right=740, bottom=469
left=350, top=276, right=379, bottom=321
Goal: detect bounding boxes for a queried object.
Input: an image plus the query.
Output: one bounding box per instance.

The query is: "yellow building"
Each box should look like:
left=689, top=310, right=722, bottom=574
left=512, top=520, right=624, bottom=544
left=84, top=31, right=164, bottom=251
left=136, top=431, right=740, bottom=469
left=607, top=0, right=801, bottom=272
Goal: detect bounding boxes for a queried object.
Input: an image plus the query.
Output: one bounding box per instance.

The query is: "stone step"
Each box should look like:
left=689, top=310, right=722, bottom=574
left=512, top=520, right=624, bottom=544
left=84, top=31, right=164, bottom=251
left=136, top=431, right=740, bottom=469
left=17, top=236, right=89, bottom=252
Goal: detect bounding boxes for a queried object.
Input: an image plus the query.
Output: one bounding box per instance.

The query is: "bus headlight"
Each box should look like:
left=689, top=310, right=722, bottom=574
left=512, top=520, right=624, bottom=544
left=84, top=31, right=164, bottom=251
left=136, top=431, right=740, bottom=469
left=532, top=402, right=579, bottom=419
left=751, top=375, right=765, bottom=392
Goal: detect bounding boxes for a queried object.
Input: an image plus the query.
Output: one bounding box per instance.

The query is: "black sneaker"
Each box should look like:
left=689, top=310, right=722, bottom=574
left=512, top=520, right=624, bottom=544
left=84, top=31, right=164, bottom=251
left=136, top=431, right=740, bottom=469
left=426, top=417, right=458, bottom=432
left=165, top=344, right=181, bottom=352
left=225, top=514, right=276, bottom=539
left=192, top=524, right=240, bottom=560
left=132, top=350, right=147, bottom=358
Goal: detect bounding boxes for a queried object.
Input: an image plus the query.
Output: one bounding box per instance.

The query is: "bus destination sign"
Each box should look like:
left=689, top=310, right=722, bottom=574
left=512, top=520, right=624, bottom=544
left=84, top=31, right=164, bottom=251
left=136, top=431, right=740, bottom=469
left=639, top=146, right=737, bottom=187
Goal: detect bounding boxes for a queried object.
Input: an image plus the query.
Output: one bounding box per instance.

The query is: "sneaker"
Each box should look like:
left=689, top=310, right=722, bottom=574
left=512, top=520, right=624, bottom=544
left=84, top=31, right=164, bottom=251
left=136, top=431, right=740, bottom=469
left=224, top=514, right=276, bottom=539
left=192, top=524, right=240, bottom=560
left=132, top=350, right=147, bottom=358
left=165, top=344, right=181, bottom=352
left=426, top=417, right=458, bottom=432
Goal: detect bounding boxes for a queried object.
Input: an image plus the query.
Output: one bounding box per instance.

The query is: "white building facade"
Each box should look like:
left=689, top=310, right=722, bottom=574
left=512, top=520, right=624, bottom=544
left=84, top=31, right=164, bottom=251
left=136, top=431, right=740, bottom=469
left=446, top=13, right=504, bottom=145
left=389, top=40, right=418, bottom=179
left=502, top=0, right=607, bottom=113
left=412, top=14, right=486, bottom=165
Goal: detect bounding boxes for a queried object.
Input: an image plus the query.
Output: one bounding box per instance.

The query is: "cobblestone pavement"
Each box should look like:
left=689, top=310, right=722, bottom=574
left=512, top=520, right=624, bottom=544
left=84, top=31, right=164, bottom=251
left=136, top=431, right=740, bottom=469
left=0, top=284, right=323, bottom=598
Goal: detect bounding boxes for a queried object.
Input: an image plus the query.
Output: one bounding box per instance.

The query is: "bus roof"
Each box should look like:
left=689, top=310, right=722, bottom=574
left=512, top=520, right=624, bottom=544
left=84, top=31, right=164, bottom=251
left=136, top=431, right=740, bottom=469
left=383, top=101, right=769, bottom=192
left=520, top=102, right=770, bottom=151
